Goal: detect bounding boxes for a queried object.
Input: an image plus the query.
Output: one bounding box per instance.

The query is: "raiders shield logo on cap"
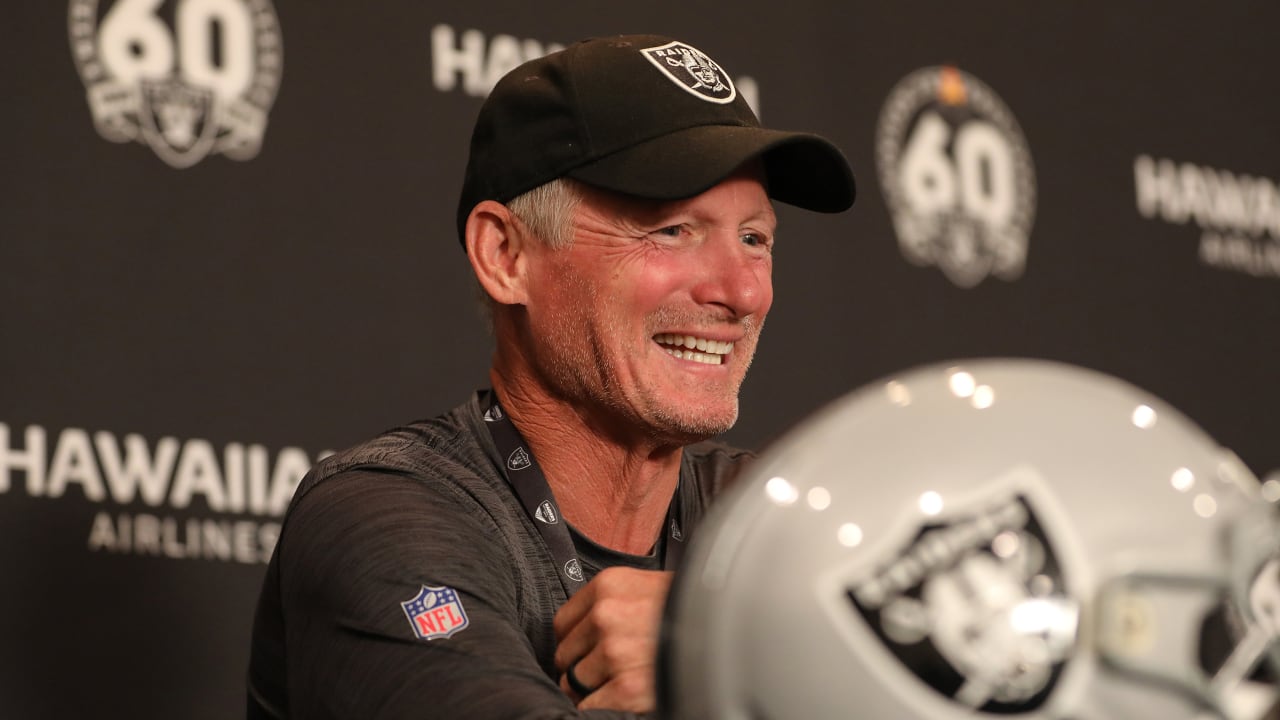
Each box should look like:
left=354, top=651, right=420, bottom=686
left=640, top=41, right=736, bottom=104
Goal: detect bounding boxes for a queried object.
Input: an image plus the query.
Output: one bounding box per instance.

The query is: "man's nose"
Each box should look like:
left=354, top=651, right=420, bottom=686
left=688, top=232, right=772, bottom=320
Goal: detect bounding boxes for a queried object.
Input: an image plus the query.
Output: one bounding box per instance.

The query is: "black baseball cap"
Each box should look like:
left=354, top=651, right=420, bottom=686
left=456, top=34, right=855, bottom=244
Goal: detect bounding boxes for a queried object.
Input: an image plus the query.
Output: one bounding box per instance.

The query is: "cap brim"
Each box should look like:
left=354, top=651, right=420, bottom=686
left=566, top=125, right=855, bottom=213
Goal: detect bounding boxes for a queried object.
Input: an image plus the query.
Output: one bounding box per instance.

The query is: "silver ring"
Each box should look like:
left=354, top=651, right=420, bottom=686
left=566, top=660, right=597, bottom=696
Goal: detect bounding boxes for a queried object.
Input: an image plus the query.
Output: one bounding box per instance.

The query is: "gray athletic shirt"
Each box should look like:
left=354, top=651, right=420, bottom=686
left=247, top=391, right=751, bottom=719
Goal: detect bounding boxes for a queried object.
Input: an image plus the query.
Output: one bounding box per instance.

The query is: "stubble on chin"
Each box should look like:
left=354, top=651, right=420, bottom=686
left=638, top=314, right=764, bottom=444
left=643, top=396, right=740, bottom=445
left=535, top=283, right=766, bottom=444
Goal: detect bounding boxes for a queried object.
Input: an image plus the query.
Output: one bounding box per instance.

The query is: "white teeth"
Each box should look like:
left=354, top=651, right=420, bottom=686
left=654, top=333, right=734, bottom=359
left=662, top=347, right=723, bottom=365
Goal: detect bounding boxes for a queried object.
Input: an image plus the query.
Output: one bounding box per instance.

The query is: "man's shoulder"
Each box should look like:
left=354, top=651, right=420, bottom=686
left=293, top=394, right=499, bottom=508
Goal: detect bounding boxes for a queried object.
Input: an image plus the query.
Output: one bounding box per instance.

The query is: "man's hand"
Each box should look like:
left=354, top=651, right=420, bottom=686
left=553, top=567, right=673, bottom=712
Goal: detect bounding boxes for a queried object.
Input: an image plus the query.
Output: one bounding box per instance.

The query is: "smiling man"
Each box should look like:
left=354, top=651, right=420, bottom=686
left=247, top=34, right=854, bottom=719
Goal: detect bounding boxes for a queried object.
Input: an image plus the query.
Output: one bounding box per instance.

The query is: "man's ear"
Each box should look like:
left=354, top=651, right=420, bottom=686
left=465, top=200, right=531, bottom=306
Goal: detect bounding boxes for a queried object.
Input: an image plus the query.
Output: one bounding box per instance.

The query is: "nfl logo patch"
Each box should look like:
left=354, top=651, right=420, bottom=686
left=401, top=584, right=470, bottom=641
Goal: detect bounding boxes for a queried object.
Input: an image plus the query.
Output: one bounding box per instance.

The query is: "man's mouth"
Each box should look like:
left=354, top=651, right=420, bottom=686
left=654, top=333, right=734, bottom=366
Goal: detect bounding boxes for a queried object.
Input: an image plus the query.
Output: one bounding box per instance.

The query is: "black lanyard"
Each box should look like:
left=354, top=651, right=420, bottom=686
left=481, top=390, right=685, bottom=597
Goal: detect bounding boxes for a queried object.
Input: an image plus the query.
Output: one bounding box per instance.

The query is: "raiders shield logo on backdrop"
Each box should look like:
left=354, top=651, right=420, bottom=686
left=848, top=490, right=1079, bottom=712
left=138, top=79, right=218, bottom=169
left=874, top=66, right=1036, bottom=288
left=641, top=41, right=736, bottom=104
left=68, top=0, right=283, bottom=169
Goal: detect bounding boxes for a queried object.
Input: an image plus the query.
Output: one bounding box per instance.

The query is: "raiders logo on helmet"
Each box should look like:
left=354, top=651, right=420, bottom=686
left=848, top=481, right=1078, bottom=712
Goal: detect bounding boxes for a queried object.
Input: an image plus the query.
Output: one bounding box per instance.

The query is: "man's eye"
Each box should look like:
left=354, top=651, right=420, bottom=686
left=741, top=233, right=769, bottom=248
left=653, top=225, right=683, bottom=237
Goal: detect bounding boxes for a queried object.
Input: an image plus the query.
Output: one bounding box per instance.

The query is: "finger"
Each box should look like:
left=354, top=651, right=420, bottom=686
left=564, top=630, right=656, bottom=700
left=552, top=581, right=596, bottom=641
left=554, top=592, right=635, bottom=672
left=555, top=567, right=662, bottom=641
left=554, top=568, right=673, bottom=671
left=560, top=673, right=585, bottom=704
left=555, top=567, right=651, bottom=640
left=554, top=625, right=596, bottom=674
left=559, top=673, right=577, bottom=702
left=553, top=595, right=603, bottom=673
left=576, top=667, right=654, bottom=713
left=559, top=654, right=602, bottom=702
left=565, top=659, right=599, bottom=698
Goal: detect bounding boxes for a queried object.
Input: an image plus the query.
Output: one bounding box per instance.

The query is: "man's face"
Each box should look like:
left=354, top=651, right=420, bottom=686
left=522, top=165, right=776, bottom=446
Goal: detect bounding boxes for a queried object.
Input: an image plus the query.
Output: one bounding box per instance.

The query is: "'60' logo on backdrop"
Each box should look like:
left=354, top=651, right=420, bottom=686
left=69, top=0, right=282, bottom=169
left=875, top=67, right=1036, bottom=288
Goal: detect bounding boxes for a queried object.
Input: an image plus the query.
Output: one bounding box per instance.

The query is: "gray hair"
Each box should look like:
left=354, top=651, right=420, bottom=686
left=504, top=177, right=582, bottom=249
left=472, top=177, right=583, bottom=329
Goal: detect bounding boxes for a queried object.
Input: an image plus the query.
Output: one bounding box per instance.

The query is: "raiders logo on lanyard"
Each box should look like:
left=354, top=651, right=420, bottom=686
left=481, top=390, right=685, bottom=595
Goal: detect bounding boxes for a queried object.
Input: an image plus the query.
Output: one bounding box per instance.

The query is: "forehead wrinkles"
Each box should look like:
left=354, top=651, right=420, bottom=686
left=572, top=192, right=668, bottom=236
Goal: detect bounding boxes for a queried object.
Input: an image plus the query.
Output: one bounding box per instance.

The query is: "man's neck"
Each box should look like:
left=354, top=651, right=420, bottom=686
left=491, top=373, right=683, bottom=556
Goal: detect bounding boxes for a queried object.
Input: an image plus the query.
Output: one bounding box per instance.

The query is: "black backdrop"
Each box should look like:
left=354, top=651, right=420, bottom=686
left=3, top=2, right=1277, bottom=718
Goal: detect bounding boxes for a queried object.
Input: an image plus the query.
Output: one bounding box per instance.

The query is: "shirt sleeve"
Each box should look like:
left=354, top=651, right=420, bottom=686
left=275, top=468, right=645, bottom=719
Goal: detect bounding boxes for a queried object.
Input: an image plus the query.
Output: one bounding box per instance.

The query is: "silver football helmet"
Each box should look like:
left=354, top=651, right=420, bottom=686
left=661, top=359, right=1280, bottom=719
